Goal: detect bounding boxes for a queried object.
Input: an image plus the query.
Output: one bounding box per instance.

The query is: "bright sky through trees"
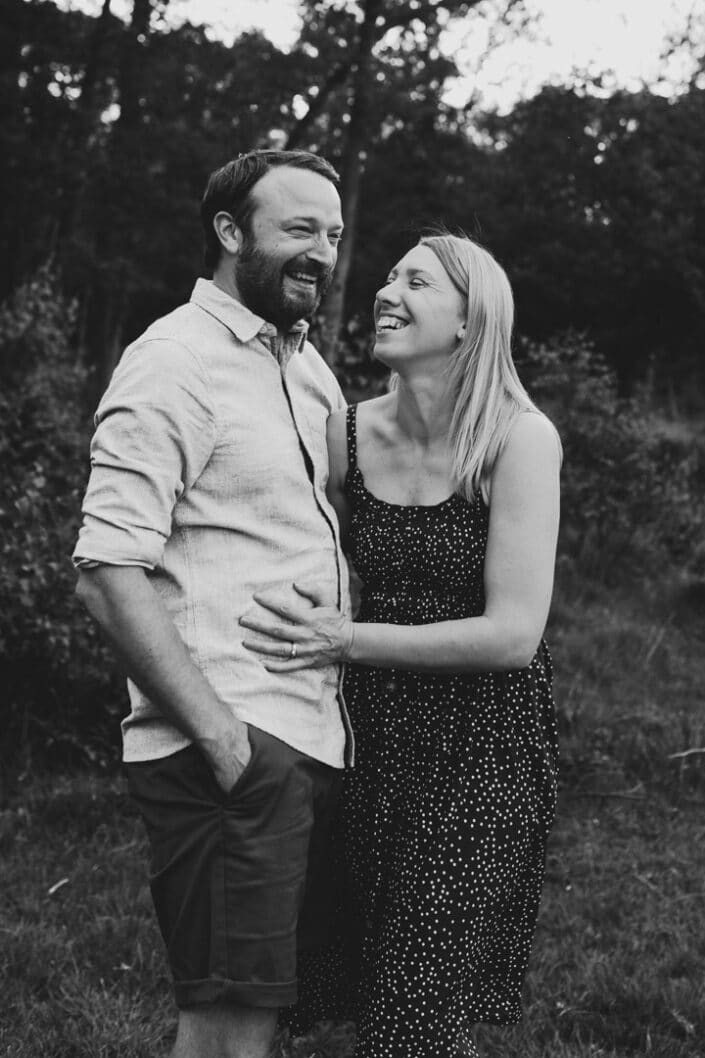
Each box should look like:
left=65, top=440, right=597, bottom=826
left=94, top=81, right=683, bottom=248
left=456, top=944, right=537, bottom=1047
left=57, top=0, right=703, bottom=111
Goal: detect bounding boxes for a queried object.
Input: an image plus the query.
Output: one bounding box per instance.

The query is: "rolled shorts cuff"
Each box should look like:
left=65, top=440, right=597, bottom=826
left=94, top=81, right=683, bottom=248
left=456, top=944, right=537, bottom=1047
left=174, top=975, right=298, bottom=1010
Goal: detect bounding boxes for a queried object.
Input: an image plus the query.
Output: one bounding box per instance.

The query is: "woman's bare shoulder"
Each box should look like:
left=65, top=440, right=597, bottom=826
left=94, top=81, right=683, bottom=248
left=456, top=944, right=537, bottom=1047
left=501, top=410, right=562, bottom=463
left=485, top=411, right=561, bottom=506
left=327, top=394, right=394, bottom=489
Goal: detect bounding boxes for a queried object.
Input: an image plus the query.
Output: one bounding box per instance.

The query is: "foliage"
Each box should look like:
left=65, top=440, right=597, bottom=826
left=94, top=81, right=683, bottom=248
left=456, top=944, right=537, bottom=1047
left=520, top=332, right=705, bottom=581
left=2, top=2, right=705, bottom=397
left=0, top=265, right=122, bottom=778
left=474, top=85, right=705, bottom=395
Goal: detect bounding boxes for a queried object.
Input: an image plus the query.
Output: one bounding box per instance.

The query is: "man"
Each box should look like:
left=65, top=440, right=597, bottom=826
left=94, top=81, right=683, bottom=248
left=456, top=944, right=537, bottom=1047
left=73, top=149, right=350, bottom=1058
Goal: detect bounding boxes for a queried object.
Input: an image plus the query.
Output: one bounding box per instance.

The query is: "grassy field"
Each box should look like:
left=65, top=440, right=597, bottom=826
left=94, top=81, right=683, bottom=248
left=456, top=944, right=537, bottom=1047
left=1, top=567, right=704, bottom=1058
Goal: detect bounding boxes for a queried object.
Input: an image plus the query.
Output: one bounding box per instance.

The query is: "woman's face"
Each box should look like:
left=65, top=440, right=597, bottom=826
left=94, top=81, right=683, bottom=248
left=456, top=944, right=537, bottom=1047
left=373, top=244, right=466, bottom=370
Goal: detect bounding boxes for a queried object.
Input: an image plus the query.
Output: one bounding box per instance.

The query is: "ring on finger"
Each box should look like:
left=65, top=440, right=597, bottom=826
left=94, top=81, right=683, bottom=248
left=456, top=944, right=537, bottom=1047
left=288, top=641, right=297, bottom=659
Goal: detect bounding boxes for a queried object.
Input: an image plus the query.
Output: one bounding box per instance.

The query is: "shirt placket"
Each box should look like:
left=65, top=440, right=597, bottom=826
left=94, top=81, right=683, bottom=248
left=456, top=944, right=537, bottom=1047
left=258, top=327, right=346, bottom=603
left=258, top=326, right=355, bottom=764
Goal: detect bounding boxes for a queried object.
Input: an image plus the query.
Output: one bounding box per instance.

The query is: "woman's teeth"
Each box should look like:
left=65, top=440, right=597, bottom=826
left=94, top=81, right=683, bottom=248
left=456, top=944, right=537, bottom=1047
left=377, top=316, right=408, bottom=331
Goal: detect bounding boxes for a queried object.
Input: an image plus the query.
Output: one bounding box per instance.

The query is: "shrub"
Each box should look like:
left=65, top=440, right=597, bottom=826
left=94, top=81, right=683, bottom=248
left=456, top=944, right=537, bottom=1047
left=0, top=265, right=123, bottom=779
left=520, top=332, right=705, bottom=581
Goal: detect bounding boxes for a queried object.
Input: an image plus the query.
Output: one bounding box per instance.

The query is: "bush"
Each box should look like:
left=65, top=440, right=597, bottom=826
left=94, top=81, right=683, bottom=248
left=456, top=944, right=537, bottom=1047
left=520, top=333, right=705, bottom=581
left=2, top=298, right=703, bottom=776
left=0, top=265, right=123, bottom=780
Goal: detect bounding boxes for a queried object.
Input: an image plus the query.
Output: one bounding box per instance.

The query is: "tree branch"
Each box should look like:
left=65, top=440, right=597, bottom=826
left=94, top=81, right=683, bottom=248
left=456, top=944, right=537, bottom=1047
left=286, top=57, right=354, bottom=149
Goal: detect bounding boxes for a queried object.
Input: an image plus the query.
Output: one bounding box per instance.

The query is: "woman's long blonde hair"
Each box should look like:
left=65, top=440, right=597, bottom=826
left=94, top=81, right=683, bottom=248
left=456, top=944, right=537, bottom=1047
left=420, top=233, right=539, bottom=503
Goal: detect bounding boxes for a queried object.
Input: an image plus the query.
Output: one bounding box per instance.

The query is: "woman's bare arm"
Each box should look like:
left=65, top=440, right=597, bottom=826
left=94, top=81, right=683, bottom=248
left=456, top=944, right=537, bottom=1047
left=241, top=413, right=560, bottom=673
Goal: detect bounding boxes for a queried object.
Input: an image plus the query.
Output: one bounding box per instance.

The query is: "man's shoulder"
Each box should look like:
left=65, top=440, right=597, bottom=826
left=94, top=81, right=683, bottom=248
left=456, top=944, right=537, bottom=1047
left=137, top=301, right=212, bottom=348
left=103, top=304, right=215, bottom=402
left=119, top=299, right=229, bottom=375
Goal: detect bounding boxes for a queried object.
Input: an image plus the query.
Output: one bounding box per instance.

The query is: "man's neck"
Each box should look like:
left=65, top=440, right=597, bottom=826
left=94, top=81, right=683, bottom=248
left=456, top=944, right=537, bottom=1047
left=211, top=268, right=242, bottom=304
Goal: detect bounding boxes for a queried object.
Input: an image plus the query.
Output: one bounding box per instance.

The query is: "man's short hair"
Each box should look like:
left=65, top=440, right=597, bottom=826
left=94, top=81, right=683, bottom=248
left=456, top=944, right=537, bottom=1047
left=200, top=149, right=340, bottom=272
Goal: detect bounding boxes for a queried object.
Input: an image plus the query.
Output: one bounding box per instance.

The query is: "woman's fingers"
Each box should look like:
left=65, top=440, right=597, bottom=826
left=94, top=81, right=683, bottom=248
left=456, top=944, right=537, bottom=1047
left=241, top=637, right=295, bottom=658
left=239, top=613, right=299, bottom=640
left=262, top=659, right=310, bottom=673
left=292, top=581, right=327, bottom=606
left=241, top=636, right=273, bottom=655
left=252, top=590, right=307, bottom=621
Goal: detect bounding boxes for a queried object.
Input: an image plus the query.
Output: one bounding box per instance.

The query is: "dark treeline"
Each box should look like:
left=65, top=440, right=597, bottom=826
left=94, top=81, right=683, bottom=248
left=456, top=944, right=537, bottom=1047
left=2, top=0, right=705, bottom=400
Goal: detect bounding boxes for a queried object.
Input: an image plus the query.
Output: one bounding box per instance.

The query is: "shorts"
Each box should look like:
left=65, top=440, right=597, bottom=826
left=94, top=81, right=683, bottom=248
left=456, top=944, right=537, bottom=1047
left=126, top=725, right=343, bottom=1009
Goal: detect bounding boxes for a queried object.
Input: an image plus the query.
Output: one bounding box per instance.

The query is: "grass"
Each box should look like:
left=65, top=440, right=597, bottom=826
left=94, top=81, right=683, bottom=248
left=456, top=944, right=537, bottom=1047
left=1, top=566, right=704, bottom=1057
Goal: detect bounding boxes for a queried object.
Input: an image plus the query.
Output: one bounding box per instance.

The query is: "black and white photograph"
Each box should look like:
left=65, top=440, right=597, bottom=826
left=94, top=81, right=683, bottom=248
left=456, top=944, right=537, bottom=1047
left=1, top=0, right=704, bottom=1055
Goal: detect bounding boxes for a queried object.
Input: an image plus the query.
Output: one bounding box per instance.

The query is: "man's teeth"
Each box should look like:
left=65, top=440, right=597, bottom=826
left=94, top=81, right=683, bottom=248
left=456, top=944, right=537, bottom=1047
left=289, top=272, right=316, bottom=283
left=378, top=316, right=408, bottom=331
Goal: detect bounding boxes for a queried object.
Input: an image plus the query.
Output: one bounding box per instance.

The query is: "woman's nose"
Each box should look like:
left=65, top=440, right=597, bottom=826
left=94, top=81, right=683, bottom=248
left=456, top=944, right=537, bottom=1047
left=375, top=281, right=400, bottom=305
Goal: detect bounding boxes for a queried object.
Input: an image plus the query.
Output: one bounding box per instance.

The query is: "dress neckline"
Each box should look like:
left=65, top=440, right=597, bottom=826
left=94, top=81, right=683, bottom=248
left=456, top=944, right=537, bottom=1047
left=344, top=403, right=487, bottom=513
left=348, top=465, right=469, bottom=512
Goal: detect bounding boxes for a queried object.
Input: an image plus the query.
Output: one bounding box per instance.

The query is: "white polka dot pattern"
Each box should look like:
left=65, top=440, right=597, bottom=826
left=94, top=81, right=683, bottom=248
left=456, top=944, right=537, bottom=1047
left=287, top=404, right=559, bottom=1058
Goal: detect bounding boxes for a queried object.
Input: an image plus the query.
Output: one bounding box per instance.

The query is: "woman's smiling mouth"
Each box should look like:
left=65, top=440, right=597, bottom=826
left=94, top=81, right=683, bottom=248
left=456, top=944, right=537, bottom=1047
left=377, top=315, right=409, bottom=332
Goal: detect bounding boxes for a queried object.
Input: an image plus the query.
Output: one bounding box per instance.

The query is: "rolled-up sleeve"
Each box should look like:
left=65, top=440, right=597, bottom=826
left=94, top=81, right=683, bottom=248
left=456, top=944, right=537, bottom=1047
left=73, top=338, right=216, bottom=569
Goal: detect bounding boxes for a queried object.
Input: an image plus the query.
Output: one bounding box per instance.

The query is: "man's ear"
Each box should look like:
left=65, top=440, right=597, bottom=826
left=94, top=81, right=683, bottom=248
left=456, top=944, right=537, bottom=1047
left=212, top=212, right=243, bottom=257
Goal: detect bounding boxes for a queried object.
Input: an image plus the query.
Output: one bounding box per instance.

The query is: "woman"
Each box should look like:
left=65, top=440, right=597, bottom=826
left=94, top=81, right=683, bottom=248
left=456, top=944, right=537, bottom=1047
left=240, top=233, right=561, bottom=1058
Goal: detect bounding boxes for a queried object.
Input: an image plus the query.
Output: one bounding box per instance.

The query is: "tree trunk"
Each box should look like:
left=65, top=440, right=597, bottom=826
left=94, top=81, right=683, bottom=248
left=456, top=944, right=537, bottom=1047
left=317, top=0, right=383, bottom=366
left=91, top=0, right=155, bottom=392
left=116, top=0, right=152, bottom=132
left=60, top=0, right=113, bottom=243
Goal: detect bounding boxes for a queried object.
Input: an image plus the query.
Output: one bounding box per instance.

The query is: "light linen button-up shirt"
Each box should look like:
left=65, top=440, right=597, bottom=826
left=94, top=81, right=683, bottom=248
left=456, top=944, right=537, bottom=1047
left=73, top=279, right=351, bottom=767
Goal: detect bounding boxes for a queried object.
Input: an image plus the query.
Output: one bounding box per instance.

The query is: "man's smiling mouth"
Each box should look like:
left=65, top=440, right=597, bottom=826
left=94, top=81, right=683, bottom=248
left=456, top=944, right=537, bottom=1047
left=286, top=271, right=318, bottom=288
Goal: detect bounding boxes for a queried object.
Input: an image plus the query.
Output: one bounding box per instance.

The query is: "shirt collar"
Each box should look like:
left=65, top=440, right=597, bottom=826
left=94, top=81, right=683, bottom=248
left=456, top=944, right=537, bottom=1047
left=190, top=278, right=309, bottom=366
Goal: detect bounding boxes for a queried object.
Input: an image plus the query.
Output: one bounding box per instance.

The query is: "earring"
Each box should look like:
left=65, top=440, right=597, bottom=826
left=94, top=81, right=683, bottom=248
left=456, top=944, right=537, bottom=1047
left=456, top=328, right=465, bottom=341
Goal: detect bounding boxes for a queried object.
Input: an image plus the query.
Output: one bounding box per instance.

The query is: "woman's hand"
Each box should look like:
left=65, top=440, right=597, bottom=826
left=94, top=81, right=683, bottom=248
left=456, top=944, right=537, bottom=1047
left=239, top=581, right=354, bottom=671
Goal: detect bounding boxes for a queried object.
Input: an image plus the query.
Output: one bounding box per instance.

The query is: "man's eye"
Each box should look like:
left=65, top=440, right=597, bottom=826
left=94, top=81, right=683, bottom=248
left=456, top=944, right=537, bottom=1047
left=329, top=233, right=343, bottom=245
left=409, top=278, right=426, bottom=288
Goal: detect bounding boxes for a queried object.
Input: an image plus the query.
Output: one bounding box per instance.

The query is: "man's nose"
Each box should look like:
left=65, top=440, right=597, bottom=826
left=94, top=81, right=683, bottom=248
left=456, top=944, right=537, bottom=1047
left=305, top=234, right=337, bottom=268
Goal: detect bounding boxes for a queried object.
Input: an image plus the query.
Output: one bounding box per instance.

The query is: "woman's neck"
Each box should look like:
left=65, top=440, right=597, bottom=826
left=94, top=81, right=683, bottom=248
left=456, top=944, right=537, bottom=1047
left=392, top=372, right=454, bottom=447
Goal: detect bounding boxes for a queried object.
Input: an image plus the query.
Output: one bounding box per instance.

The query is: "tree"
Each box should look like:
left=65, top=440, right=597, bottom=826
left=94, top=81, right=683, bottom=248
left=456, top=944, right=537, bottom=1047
left=285, top=0, right=526, bottom=362
left=0, top=0, right=118, bottom=297
left=470, top=83, right=705, bottom=394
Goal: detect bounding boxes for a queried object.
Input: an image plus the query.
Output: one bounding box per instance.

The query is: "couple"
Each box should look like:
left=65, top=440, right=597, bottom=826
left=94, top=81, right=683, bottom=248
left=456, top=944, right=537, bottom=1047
left=74, top=149, right=560, bottom=1058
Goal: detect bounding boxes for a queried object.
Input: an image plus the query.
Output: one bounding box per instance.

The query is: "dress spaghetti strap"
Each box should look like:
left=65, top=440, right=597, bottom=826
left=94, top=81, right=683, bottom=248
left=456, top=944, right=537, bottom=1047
left=345, top=403, right=358, bottom=470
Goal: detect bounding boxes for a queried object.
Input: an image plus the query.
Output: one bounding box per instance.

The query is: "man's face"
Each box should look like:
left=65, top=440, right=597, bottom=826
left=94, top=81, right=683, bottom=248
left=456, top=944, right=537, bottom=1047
left=233, top=167, right=344, bottom=330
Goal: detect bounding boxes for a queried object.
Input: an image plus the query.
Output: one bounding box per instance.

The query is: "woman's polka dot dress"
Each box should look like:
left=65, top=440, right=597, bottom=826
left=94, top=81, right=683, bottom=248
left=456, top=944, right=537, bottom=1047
left=288, top=403, right=559, bottom=1057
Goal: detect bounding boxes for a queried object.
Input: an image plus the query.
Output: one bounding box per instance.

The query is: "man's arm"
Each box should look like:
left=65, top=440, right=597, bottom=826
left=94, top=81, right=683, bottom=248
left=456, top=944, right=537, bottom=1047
left=74, top=337, right=249, bottom=787
left=76, top=564, right=250, bottom=791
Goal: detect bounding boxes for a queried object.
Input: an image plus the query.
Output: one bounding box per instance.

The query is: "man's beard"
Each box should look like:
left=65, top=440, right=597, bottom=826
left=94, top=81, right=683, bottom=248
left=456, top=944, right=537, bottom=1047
left=234, top=240, right=334, bottom=330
